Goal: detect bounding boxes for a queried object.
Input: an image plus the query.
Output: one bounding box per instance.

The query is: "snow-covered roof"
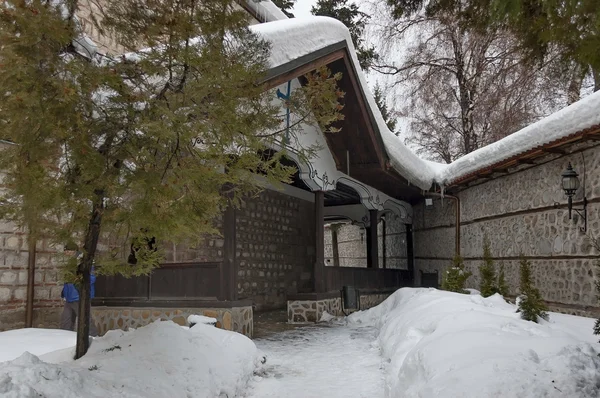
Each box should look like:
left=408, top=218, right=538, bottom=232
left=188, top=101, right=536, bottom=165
left=243, top=0, right=289, bottom=22
left=251, top=13, right=600, bottom=190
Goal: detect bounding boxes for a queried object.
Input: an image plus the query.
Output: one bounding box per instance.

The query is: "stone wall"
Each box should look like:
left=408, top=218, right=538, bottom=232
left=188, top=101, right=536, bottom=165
left=288, top=298, right=342, bottom=323
left=414, top=144, right=600, bottom=316
left=324, top=214, right=408, bottom=269
left=0, top=223, right=64, bottom=331
left=287, top=291, right=394, bottom=323
left=236, top=188, right=315, bottom=310
left=93, top=306, right=253, bottom=337
left=359, top=293, right=392, bottom=310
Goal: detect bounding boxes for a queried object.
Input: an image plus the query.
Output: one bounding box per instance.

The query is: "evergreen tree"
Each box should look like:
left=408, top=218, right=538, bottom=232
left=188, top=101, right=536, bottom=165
left=373, top=84, right=398, bottom=134
left=479, top=236, right=498, bottom=297
left=517, top=256, right=549, bottom=322
left=497, top=262, right=509, bottom=297
left=441, top=255, right=472, bottom=294
left=311, top=0, right=378, bottom=70
left=0, top=0, right=342, bottom=358
left=271, top=0, right=296, bottom=18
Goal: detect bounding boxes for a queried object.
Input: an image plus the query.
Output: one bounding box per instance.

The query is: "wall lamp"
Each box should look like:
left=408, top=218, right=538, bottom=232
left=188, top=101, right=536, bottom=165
left=561, top=162, right=587, bottom=232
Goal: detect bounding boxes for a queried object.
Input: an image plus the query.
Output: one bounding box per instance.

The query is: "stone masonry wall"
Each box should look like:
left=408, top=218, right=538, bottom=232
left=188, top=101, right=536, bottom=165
left=0, top=222, right=64, bottom=331
left=414, top=144, right=600, bottom=316
left=287, top=291, right=394, bottom=323
left=236, top=188, right=315, bottom=310
left=93, top=306, right=253, bottom=337
left=324, top=214, right=408, bottom=269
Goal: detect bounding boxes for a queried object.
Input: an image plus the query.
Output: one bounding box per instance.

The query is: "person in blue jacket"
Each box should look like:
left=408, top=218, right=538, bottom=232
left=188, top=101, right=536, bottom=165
left=60, top=242, right=99, bottom=336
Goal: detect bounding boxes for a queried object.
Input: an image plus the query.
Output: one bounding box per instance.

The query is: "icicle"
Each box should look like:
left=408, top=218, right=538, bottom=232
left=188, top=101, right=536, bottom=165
left=440, top=184, right=445, bottom=206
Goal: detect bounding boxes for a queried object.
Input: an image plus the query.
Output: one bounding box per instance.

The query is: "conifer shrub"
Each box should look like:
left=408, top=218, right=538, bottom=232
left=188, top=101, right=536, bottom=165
left=497, top=262, right=510, bottom=297
left=479, top=236, right=498, bottom=297
left=517, top=256, right=548, bottom=322
left=441, top=255, right=472, bottom=294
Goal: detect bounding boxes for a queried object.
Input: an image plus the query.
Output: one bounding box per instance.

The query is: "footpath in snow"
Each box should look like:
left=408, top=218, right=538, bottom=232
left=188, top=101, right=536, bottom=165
left=246, top=321, right=385, bottom=398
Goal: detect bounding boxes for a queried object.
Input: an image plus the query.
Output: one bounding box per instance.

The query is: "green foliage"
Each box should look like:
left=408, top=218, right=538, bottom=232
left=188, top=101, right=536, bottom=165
left=0, top=0, right=343, bottom=356
left=0, top=0, right=343, bottom=279
left=517, top=256, right=548, bottom=323
left=386, top=0, right=600, bottom=90
left=497, top=262, right=509, bottom=297
left=271, top=0, right=296, bottom=18
left=311, top=0, right=378, bottom=70
left=479, top=236, right=498, bottom=297
left=373, top=84, right=398, bottom=134
left=441, top=255, right=472, bottom=294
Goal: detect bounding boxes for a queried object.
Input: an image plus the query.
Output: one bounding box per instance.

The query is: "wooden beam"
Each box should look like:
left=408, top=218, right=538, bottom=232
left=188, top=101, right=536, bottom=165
left=262, top=50, right=346, bottom=91
left=517, top=158, right=536, bottom=165
left=314, top=191, right=325, bottom=292
left=366, top=209, right=379, bottom=269
left=406, top=224, right=414, bottom=285
left=341, top=56, right=387, bottom=170
left=542, top=147, right=566, bottom=155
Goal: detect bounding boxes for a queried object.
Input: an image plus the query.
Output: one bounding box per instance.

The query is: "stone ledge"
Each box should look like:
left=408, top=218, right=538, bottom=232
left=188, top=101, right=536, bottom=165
left=93, top=305, right=253, bottom=337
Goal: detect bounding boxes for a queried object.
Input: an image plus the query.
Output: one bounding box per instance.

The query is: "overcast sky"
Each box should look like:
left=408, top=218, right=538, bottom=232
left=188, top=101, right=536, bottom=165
left=292, top=0, right=317, bottom=18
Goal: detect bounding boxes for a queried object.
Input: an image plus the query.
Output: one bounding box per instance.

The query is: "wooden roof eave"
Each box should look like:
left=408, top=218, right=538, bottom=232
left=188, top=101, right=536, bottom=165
left=259, top=41, right=390, bottom=170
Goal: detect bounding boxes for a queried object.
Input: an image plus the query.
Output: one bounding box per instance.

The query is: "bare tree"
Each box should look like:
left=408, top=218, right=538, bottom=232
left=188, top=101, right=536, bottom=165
left=369, top=6, right=564, bottom=163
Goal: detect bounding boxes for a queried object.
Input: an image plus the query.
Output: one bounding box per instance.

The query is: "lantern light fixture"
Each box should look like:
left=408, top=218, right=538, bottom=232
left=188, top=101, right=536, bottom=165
left=561, top=162, right=587, bottom=232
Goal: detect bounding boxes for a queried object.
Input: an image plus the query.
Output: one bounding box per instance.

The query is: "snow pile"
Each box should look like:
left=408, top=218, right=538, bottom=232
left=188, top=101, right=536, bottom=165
left=187, top=314, right=217, bottom=326
left=0, top=328, right=76, bottom=363
left=0, top=321, right=261, bottom=398
left=350, top=288, right=600, bottom=398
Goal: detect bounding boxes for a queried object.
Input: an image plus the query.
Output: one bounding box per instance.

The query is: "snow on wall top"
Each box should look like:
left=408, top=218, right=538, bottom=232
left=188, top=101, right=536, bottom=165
left=438, top=92, right=600, bottom=185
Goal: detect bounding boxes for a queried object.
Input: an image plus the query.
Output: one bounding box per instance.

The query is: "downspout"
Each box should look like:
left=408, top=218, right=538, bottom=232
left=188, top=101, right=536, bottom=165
left=381, top=216, right=387, bottom=269
left=25, top=238, right=36, bottom=327
left=424, top=192, right=461, bottom=257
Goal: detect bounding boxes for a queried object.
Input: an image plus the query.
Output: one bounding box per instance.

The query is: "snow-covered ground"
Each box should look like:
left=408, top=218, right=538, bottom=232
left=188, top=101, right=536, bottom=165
left=0, top=321, right=261, bottom=398
left=2, top=289, right=599, bottom=397
left=350, top=288, right=600, bottom=398
left=246, top=321, right=385, bottom=398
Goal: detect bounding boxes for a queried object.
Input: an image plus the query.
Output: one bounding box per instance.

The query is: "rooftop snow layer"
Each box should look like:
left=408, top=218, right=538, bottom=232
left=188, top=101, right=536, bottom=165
left=244, top=0, right=289, bottom=22
left=251, top=15, right=600, bottom=190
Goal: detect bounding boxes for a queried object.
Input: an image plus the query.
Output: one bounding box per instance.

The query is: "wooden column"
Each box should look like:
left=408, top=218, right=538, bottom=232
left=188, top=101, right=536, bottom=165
left=406, top=224, right=415, bottom=286
left=314, top=191, right=325, bottom=292
left=331, top=225, right=340, bottom=267
left=220, top=203, right=237, bottom=301
left=366, top=209, right=379, bottom=269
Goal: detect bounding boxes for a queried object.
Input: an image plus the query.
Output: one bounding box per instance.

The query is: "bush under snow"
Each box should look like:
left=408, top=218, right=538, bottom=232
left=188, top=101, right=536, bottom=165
left=0, top=320, right=261, bottom=398
left=349, top=288, right=600, bottom=398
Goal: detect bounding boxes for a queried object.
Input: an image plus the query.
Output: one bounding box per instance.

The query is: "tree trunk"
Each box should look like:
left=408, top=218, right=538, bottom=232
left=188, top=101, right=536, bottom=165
left=593, top=66, right=600, bottom=93
left=567, top=63, right=586, bottom=104
left=75, top=190, right=105, bottom=360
